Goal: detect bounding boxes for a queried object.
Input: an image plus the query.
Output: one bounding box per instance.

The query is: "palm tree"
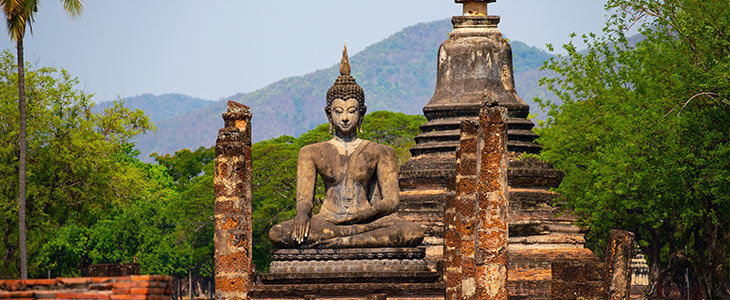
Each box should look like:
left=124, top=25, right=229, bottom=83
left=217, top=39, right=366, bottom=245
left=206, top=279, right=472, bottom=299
left=1, top=0, right=82, bottom=279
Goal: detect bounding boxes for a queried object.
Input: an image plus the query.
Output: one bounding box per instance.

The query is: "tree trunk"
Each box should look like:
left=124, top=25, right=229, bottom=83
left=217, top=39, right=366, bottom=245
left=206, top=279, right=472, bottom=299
left=694, top=221, right=730, bottom=300
left=17, top=38, right=28, bottom=280
left=644, top=230, right=661, bottom=298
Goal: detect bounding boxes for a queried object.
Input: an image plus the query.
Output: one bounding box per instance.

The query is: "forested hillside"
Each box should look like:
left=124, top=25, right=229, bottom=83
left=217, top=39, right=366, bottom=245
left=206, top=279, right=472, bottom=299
left=93, top=93, right=212, bottom=124
left=102, top=19, right=555, bottom=158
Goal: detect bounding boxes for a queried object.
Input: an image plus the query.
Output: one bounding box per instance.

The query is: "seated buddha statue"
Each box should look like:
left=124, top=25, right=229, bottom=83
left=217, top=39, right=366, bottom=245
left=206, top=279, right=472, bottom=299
left=268, top=46, right=424, bottom=249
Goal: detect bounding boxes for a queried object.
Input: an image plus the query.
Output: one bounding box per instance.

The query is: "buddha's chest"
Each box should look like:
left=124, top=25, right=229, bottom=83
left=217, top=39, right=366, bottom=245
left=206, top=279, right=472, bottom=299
left=315, top=151, right=378, bottom=184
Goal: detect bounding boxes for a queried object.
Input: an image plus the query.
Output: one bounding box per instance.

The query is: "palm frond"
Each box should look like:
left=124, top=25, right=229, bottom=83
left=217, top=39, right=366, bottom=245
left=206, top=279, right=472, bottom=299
left=61, top=0, right=82, bottom=17
left=0, top=0, right=81, bottom=41
left=0, top=0, right=38, bottom=41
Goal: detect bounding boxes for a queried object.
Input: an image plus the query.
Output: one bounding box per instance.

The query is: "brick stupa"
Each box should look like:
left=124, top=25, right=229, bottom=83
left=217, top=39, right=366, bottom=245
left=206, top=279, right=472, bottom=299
left=395, top=1, right=596, bottom=298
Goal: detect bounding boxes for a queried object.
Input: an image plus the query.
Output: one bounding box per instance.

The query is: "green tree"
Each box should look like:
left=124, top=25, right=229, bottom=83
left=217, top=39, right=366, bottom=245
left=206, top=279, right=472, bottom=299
left=151, top=147, right=215, bottom=185
left=152, top=147, right=216, bottom=281
left=34, top=144, right=191, bottom=278
left=537, top=0, right=729, bottom=297
left=1, top=0, right=83, bottom=279
left=0, top=50, right=153, bottom=278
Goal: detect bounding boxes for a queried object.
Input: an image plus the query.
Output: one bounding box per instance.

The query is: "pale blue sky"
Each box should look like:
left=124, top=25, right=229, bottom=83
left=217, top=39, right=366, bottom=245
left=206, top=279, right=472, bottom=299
left=0, top=0, right=608, bottom=102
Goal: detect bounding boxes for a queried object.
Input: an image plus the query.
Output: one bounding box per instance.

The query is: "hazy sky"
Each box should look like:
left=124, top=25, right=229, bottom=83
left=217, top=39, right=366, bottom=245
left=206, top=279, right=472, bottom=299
left=0, top=0, right=608, bottom=102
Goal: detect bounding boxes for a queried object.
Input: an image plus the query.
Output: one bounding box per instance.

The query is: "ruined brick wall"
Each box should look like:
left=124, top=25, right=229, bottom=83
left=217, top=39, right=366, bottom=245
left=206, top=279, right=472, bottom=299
left=0, top=276, right=172, bottom=300
left=551, top=260, right=606, bottom=300
left=446, top=104, right=508, bottom=300
left=551, top=229, right=636, bottom=300
left=214, top=101, right=254, bottom=300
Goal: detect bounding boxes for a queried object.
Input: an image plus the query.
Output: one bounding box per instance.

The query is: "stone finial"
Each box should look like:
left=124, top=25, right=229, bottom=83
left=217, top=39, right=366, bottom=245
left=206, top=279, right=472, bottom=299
left=456, top=0, right=495, bottom=16
left=339, top=44, right=351, bottom=76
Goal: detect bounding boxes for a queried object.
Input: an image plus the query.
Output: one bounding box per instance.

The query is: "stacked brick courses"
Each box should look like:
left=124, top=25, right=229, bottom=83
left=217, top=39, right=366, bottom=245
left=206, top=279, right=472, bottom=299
left=550, top=229, right=636, bottom=299
left=474, top=105, right=509, bottom=300
left=445, top=119, right=478, bottom=300
left=0, top=276, right=172, bottom=300
left=446, top=104, right=508, bottom=300
left=214, top=101, right=254, bottom=300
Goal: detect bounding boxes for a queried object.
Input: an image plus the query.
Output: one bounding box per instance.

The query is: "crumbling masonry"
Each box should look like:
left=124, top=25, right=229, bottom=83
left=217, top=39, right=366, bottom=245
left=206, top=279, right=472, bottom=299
left=214, top=101, right=254, bottom=300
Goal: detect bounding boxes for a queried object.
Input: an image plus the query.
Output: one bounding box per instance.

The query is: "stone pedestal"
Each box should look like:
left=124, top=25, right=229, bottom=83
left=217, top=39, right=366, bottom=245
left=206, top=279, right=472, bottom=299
left=255, top=247, right=439, bottom=298
left=268, top=247, right=429, bottom=273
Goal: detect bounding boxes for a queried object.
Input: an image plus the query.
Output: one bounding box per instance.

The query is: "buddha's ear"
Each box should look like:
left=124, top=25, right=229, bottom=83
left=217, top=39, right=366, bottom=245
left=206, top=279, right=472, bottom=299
left=324, top=106, right=332, bottom=122
left=359, top=105, right=366, bottom=133
left=325, top=106, right=333, bottom=134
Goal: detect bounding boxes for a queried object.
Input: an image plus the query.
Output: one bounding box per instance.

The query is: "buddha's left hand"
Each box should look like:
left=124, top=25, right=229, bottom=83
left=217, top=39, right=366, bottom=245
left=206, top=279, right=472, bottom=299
left=335, top=207, right=378, bottom=225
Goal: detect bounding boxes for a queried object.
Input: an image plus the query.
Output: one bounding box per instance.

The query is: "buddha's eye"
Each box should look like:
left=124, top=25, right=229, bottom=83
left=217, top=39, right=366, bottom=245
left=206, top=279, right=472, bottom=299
left=348, top=107, right=357, bottom=113
left=334, top=108, right=344, bottom=113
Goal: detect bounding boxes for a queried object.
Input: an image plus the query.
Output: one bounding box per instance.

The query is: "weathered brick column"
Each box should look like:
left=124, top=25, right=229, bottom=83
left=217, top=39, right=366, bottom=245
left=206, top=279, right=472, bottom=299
left=475, top=102, right=509, bottom=300
left=446, top=101, right=508, bottom=300
left=214, top=101, right=253, bottom=300
left=605, top=230, right=635, bottom=300
left=446, top=119, right=479, bottom=300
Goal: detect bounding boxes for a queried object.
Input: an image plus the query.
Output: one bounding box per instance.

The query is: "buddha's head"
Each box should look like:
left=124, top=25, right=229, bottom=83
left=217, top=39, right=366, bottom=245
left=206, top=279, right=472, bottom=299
left=325, top=45, right=366, bottom=137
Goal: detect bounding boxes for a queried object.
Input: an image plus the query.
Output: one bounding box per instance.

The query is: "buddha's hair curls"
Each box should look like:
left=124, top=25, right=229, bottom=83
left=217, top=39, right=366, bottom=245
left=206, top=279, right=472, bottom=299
left=325, top=44, right=366, bottom=117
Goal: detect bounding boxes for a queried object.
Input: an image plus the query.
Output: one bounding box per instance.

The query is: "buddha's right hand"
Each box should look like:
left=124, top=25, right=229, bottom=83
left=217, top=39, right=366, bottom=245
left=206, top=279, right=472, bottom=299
left=292, top=214, right=311, bottom=245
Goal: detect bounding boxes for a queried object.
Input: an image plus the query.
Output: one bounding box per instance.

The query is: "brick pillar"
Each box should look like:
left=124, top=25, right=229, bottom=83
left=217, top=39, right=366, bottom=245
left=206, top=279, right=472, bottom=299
left=446, top=102, right=508, bottom=300
left=474, top=103, right=509, bottom=300
left=605, top=229, right=635, bottom=300
left=446, top=119, right=479, bottom=300
left=214, top=101, right=253, bottom=300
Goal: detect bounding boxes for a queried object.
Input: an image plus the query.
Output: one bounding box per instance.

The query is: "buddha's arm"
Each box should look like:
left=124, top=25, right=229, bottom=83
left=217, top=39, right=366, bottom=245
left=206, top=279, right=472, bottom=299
left=292, top=148, right=317, bottom=244
left=373, top=146, right=400, bottom=215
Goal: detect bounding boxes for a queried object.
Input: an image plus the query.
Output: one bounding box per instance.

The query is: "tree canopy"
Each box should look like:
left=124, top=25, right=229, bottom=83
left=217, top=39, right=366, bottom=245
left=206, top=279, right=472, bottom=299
left=536, top=0, right=729, bottom=297
left=0, top=50, right=155, bottom=277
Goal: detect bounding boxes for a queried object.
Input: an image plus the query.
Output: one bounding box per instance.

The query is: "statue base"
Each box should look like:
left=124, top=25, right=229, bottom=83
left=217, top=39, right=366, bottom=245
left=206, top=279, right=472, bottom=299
left=267, top=247, right=430, bottom=274
left=253, top=247, right=442, bottom=298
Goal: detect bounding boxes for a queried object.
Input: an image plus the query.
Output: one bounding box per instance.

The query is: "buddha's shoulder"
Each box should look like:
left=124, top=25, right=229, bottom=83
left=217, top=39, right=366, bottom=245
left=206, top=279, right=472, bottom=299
left=362, top=140, right=395, bottom=156
left=299, top=141, right=334, bottom=155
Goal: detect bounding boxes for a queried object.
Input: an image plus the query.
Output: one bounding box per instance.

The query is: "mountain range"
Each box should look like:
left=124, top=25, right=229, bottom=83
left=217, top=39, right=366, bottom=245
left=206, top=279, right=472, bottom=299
left=95, top=19, right=557, bottom=158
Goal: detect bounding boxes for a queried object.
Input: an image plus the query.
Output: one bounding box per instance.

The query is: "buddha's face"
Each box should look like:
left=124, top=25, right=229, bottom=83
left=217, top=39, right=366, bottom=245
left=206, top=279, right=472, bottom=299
left=330, top=98, right=361, bottom=137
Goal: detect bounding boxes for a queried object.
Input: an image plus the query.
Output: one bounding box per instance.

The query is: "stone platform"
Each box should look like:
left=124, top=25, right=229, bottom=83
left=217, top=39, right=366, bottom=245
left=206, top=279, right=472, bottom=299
left=250, top=281, right=444, bottom=299
left=255, top=247, right=442, bottom=299
left=268, top=247, right=430, bottom=273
